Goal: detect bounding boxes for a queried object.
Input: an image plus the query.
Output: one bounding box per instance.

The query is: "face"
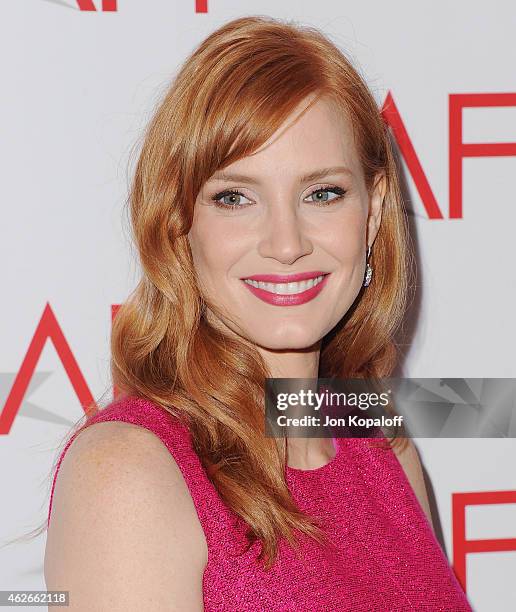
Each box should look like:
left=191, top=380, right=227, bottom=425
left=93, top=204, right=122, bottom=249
left=187, top=94, right=385, bottom=351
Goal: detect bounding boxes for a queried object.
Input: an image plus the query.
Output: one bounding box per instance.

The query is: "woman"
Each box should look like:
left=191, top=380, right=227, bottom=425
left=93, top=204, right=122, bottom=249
left=44, top=15, right=472, bottom=611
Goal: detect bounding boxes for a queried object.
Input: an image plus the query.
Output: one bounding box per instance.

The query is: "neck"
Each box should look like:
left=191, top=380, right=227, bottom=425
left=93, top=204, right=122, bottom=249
left=255, top=341, right=336, bottom=470
left=255, top=341, right=321, bottom=379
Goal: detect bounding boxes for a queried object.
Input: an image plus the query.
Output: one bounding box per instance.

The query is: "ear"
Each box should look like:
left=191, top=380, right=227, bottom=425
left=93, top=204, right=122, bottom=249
left=366, top=171, right=387, bottom=247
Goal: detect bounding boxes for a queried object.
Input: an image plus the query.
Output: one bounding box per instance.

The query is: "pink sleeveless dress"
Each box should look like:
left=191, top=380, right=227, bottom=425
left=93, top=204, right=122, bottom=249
left=47, top=395, right=472, bottom=611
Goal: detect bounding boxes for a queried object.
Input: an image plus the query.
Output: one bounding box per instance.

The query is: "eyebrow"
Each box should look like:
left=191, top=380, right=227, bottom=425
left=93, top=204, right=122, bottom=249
left=208, top=165, right=354, bottom=185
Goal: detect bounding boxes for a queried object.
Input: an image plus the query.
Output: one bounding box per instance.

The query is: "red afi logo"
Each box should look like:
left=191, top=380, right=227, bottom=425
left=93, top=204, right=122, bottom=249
left=382, top=91, right=516, bottom=219
left=453, top=490, right=516, bottom=592
left=75, top=0, right=208, bottom=11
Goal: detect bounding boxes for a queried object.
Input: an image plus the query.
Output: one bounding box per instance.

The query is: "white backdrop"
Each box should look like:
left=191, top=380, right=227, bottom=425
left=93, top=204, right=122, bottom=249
left=1, top=2, right=515, bottom=610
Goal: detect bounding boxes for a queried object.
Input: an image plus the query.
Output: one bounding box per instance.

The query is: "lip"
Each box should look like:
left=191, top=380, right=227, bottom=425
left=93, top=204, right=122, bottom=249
left=240, top=272, right=331, bottom=306
left=241, top=270, right=328, bottom=283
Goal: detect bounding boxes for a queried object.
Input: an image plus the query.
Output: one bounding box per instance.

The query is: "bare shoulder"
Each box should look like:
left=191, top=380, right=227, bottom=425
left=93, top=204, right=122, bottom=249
left=391, top=437, right=434, bottom=532
left=45, top=420, right=207, bottom=611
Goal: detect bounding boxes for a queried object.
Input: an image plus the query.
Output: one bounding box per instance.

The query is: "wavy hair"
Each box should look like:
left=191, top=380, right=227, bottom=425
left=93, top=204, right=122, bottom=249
left=106, top=15, right=413, bottom=569
left=7, top=15, right=413, bottom=570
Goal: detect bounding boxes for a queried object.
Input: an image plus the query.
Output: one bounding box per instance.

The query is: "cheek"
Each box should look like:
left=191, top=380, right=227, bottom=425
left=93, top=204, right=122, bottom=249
left=188, top=219, right=239, bottom=286
left=188, top=221, right=215, bottom=283
left=322, top=212, right=366, bottom=264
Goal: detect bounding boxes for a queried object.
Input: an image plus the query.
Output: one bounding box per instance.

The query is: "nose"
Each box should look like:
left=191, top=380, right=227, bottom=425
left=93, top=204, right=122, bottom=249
left=257, top=203, right=313, bottom=265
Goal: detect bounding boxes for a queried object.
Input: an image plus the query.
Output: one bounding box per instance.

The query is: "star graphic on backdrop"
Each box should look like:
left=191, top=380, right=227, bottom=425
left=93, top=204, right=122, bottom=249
left=41, top=0, right=79, bottom=9
left=388, top=378, right=516, bottom=438
left=0, top=372, right=77, bottom=428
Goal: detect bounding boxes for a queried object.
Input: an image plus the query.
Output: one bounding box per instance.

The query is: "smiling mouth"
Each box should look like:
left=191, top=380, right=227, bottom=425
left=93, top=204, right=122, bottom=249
left=242, top=275, right=327, bottom=295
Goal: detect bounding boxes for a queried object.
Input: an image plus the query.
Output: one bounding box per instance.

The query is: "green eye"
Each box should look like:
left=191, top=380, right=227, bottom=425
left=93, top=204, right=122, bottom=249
left=305, top=186, right=346, bottom=205
left=211, top=189, right=252, bottom=209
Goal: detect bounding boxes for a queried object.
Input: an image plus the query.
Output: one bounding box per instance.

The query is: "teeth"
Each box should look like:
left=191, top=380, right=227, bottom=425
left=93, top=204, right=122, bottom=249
left=243, top=275, right=325, bottom=295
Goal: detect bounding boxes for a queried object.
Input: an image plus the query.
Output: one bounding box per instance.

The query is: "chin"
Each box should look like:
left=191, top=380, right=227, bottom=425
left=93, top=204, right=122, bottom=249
left=208, top=313, right=326, bottom=351
left=248, top=327, right=323, bottom=351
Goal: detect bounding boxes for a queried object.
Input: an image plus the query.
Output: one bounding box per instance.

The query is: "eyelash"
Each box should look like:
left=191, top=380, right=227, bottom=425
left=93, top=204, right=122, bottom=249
left=209, top=185, right=347, bottom=210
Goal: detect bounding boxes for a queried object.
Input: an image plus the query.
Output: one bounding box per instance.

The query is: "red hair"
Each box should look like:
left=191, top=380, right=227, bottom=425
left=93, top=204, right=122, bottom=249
left=23, top=16, right=411, bottom=570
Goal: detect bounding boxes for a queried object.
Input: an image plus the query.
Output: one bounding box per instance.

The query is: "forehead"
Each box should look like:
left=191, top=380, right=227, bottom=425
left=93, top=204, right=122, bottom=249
left=208, top=96, right=362, bottom=184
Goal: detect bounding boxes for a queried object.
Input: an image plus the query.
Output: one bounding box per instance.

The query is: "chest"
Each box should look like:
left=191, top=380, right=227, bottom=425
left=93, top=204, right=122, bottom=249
left=200, top=467, right=438, bottom=611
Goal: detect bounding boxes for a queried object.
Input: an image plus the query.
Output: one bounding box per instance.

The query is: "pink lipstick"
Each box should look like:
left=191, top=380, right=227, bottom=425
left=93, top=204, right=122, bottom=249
left=240, top=271, right=330, bottom=306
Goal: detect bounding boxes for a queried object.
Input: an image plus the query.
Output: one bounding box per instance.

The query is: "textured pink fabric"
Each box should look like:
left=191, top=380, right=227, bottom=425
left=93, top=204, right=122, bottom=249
left=48, top=395, right=472, bottom=611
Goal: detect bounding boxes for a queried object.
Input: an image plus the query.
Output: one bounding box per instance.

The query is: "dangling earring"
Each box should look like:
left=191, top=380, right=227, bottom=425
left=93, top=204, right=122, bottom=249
left=363, top=245, right=373, bottom=287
